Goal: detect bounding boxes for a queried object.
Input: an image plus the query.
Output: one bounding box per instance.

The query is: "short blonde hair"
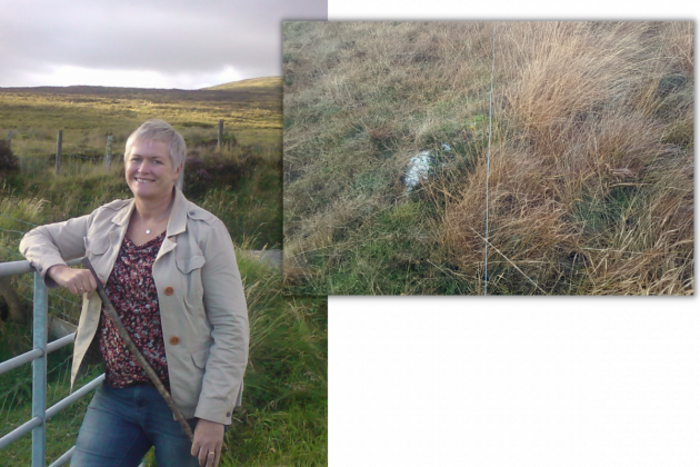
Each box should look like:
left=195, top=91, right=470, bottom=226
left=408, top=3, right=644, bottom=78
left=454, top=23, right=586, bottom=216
left=124, top=120, right=186, bottom=169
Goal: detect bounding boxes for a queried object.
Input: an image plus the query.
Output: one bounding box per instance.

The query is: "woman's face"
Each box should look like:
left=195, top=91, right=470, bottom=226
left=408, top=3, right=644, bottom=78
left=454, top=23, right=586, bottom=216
left=125, top=138, right=181, bottom=201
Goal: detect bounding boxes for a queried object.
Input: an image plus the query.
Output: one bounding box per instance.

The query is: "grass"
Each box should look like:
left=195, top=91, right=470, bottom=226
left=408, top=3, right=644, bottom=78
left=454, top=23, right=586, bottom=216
left=283, top=21, right=694, bottom=296
left=204, top=77, right=283, bottom=93
left=1, top=259, right=327, bottom=467
left=0, top=340, right=105, bottom=467
left=0, top=84, right=281, bottom=132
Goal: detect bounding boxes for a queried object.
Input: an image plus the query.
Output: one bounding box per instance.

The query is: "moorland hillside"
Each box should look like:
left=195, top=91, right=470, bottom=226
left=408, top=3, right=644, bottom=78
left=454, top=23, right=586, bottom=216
left=204, top=76, right=283, bottom=93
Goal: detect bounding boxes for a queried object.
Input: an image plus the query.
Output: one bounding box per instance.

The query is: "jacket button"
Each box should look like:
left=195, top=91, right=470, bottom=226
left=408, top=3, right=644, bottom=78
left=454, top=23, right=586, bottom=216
left=164, top=286, right=174, bottom=296
left=169, top=336, right=180, bottom=345
left=226, top=412, right=231, bottom=417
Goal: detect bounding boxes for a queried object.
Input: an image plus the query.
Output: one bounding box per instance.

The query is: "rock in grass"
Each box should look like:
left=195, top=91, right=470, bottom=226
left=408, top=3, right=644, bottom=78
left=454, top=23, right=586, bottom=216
left=403, top=143, right=453, bottom=194
left=404, top=151, right=432, bottom=193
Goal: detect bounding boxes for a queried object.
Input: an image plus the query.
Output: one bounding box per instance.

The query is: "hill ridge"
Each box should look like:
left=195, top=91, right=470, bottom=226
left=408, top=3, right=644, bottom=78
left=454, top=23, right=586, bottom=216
left=203, top=76, right=282, bottom=91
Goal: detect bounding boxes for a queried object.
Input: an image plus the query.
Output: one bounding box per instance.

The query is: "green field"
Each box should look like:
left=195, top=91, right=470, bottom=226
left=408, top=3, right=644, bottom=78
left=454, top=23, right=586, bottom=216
left=283, top=21, right=694, bottom=295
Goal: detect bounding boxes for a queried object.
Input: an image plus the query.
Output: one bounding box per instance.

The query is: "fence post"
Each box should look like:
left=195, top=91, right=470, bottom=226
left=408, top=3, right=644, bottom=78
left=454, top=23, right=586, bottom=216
left=31, top=271, right=48, bottom=467
left=7, top=130, right=12, bottom=146
left=105, top=135, right=113, bottom=168
left=55, top=130, right=63, bottom=175
left=217, top=119, right=223, bottom=150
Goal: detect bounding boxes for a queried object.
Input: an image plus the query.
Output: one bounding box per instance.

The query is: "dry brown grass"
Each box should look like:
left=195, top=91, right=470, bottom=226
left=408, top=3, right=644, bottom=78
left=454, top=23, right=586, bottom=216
left=442, top=147, right=579, bottom=291
left=442, top=21, right=693, bottom=295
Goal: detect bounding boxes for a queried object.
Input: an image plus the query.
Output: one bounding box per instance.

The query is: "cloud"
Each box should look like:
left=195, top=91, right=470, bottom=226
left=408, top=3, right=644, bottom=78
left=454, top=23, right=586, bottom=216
left=20, top=64, right=244, bottom=89
left=0, top=0, right=326, bottom=88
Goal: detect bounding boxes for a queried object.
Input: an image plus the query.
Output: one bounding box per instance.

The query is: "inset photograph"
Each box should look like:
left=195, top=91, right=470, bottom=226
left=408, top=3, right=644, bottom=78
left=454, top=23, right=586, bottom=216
left=283, top=21, right=694, bottom=295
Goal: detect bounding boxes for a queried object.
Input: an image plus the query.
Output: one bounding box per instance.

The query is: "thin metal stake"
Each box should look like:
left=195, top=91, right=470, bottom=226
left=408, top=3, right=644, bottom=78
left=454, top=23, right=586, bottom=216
left=484, top=23, right=496, bottom=296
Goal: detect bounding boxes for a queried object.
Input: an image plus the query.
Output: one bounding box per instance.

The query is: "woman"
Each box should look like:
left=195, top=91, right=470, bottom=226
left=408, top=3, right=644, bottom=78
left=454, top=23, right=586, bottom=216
left=19, top=120, right=249, bottom=467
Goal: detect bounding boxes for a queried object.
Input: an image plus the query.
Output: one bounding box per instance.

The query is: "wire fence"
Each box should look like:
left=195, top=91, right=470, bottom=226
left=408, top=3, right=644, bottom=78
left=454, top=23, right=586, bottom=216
left=5, top=123, right=233, bottom=181
left=0, top=213, right=39, bottom=227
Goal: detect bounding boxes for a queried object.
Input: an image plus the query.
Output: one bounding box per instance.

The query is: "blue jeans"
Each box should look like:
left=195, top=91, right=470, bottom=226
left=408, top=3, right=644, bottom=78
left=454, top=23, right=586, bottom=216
left=70, top=383, right=199, bottom=467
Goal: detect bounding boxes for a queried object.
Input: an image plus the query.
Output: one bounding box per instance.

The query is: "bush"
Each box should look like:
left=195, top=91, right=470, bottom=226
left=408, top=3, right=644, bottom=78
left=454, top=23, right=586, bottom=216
left=183, top=147, right=261, bottom=199
left=0, top=140, right=19, bottom=178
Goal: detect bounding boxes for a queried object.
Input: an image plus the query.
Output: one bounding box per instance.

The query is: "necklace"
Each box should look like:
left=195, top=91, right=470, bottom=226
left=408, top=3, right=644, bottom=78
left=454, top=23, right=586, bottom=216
left=145, top=222, right=163, bottom=234
left=140, top=209, right=171, bottom=235
left=135, top=196, right=174, bottom=236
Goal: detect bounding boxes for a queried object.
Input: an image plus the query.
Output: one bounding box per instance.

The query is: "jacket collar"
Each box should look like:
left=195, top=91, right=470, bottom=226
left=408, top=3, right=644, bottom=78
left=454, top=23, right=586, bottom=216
left=111, top=187, right=189, bottom=238
left=166, top=187, right=189, bottom=237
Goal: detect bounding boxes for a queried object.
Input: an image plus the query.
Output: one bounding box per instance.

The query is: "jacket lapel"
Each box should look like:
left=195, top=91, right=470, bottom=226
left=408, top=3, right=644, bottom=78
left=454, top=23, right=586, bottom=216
left=157, top=188, right=188, bottom=261
left=89, top=199, right=134, bottom=283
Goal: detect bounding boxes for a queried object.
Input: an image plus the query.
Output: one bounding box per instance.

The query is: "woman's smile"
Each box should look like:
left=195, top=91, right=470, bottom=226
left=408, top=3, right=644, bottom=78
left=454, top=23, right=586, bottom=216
left=126, top=139, right=181, bottom=200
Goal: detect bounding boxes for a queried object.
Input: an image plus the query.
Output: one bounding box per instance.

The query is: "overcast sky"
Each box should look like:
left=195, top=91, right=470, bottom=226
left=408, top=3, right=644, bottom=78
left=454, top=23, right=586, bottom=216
left=0, top=0, right=326, bottom=89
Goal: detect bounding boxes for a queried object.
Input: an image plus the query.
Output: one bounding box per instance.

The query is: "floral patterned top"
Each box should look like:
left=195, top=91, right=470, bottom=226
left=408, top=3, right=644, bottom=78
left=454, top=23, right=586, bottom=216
left=99, top=231, right=170, bottom=391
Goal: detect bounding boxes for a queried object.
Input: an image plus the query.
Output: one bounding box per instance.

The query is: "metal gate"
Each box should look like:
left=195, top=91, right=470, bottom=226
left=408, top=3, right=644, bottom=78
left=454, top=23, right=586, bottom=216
left=0, top=258, right=105, bottom=467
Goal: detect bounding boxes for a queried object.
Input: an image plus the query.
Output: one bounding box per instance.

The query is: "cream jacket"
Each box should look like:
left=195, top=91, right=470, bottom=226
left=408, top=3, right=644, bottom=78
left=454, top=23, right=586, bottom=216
left=19, top=188, right=249, bottom=425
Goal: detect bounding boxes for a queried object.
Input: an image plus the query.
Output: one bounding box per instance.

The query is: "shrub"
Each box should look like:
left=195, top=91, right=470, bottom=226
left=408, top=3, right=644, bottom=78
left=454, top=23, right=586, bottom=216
left=0, top=140, right=19, bottom=178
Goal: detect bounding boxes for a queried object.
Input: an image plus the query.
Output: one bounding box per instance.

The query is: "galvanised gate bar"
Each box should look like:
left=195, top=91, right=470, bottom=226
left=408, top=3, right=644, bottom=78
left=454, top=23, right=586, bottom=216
left=0, top=258, right=105, bottom=467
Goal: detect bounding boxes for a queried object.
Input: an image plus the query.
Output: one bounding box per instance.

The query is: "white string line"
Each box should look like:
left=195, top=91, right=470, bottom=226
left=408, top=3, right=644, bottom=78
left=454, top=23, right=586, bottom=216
left=484, top=22, right=496, bottom=296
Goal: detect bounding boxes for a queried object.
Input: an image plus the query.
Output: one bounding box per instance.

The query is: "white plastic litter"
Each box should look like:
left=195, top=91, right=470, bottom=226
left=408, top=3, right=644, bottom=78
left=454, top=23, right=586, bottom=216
left=403, top=143, right=453, bottom=194
left=404, top=151, right=432, bottom=193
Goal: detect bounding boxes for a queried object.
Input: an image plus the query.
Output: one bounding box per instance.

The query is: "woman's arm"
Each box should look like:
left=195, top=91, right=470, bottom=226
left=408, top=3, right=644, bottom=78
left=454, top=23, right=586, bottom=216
left=195, top=219, right=250, bottom=425
left=19, top=214, right=91, bottom=288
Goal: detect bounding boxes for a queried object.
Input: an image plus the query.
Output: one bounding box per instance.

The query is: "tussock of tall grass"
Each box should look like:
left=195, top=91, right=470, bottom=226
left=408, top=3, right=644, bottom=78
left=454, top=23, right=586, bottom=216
left=283, top=21, right=694, bottom=295
left=0, top=196, right=47, bottom=224
left=0, top=196, right=50, bottom=262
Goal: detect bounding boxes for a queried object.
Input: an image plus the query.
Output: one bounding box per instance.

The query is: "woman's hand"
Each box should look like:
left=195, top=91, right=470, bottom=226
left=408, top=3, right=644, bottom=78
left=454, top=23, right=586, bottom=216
left=47, top=264, right=101, bottom=298
left=191, top=418, right=225, bottom=467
